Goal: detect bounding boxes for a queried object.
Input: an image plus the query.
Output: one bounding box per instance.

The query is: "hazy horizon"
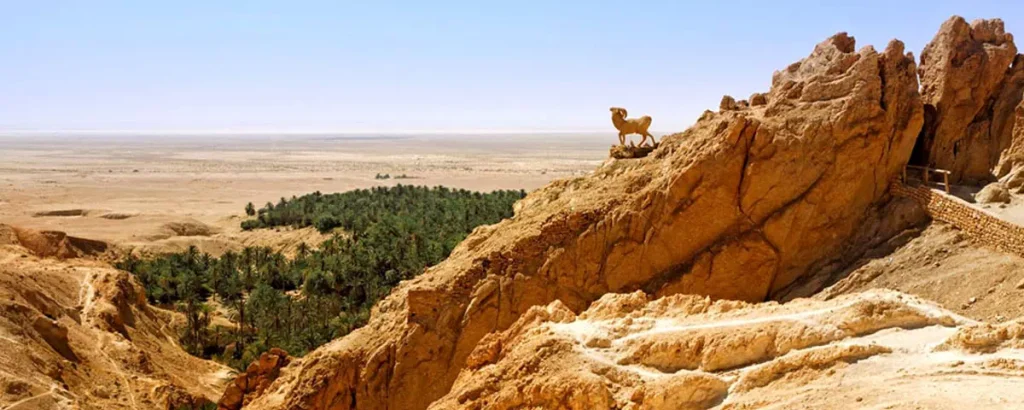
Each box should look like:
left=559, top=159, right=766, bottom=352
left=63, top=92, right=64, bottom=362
left=0, top=128, right=631, bottom=136
left=3, top=1, right=1024, bottom=132
left=0, top=130, right=630, bottom=148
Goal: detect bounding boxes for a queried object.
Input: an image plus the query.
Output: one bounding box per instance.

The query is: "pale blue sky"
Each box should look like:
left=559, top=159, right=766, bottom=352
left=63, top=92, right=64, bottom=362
left=2, top=1, right=1023, bottom=133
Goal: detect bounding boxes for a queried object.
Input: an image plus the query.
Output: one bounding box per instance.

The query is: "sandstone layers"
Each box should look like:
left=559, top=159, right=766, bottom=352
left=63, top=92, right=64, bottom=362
left=245, top=31, right=928, bottom=410
left=432, top=290, right=1023, bottom=410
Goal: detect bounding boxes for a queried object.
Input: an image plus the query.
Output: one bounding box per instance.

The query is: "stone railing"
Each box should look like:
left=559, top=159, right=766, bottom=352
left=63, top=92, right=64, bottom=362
left=891, top=181, right=1024, bottom=256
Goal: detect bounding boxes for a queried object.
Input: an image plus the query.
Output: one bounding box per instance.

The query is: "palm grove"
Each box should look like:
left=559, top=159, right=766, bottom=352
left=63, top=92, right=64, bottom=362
left=117, top=185, right=525, bottom=369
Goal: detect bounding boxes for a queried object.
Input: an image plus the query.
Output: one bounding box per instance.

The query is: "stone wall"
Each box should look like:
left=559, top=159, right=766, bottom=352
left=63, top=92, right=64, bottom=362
left=891, top=182, right=1024, bottom=256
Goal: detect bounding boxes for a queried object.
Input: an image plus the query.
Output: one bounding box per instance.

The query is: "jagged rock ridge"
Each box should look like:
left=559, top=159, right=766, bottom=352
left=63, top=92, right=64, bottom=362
left=242, top=31, right=925, bottom=410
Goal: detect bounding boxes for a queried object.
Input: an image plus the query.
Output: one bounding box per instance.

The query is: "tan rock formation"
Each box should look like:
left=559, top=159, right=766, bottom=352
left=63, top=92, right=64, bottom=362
left=718, top=95, right=738, bottom=111
left=0, top=229, right=231, bottom=409
left=432, top=290, right=993, bottom=410
left=609, top=143, right=658, bottom=159
left=995, top=80, right=1024, bottom=191
left=8, top=225, right=109, bottom=259
left=749, top=92, right=768, bottom=106
left=939, top=319, right=1024, bottom=353
left=218, top=348, right=292, bottom=410
left=916, top=16, right=1023, bottom=183
left=242, top=32, right=924, bottom=410
left=976, top=181, right=1011, bottom=203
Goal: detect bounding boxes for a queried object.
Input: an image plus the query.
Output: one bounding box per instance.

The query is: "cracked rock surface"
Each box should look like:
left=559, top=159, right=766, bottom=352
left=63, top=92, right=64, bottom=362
left=431, top=289, right=1014, bottom=410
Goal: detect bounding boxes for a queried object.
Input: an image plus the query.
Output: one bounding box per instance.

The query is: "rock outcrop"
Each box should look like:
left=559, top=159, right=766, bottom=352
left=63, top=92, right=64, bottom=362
left=219, top=349, right=292, bottom=410
left=0, top=232, right=231, bottom=409
left=996, top=91, right=1024, bottom=191
left=976, top=182, right=1012, bottom=203
left=431, top=290, right=972, bottom=410
left=609, top=143, right=658, bottom=159
left=5, top=225, right=109, bottom=259
left=242, top=32, right=925, bottom=410
left=916, top=16, right=1024, bottom=183
left=939, top=319, right=1024, bottom=352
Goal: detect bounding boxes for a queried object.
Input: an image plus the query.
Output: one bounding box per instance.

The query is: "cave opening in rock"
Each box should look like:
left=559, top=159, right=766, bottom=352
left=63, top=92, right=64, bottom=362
left=909, top=104, right=937, bottom=167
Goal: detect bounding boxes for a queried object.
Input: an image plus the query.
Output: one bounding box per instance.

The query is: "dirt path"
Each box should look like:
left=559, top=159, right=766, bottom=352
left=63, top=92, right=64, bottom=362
left=77, top=271, right=96, bottom=325
left=75, top=272, right=140, bottom=409
left=96, top=341, right=138, bottom=409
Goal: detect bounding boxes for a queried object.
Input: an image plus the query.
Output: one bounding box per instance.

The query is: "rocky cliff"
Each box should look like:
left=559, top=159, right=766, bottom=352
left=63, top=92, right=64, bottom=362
left=243, top=31, right=927, bottom=410
left=916, top=16, right=1024, bottom=184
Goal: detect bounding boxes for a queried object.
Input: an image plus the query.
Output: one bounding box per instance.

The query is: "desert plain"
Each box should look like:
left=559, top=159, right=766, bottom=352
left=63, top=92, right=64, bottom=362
left=0, top=132, right=608, bottom=255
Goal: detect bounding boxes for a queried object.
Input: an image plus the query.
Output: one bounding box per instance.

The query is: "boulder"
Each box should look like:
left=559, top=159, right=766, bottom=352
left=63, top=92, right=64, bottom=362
left=719, top=95, right=738, bottom=111
left=750, top=92, right=768, bottom=106
left=610, top=143, right=658, bottom=159
left=917, top=16, right=1021, bottom=183
left=976, top=182, right=1011, bottom=204
left=241, top=31, right=924, bottom=410
left=217, top=349, right=291, bottom=410
left=156, top=385, right=216, bottom=410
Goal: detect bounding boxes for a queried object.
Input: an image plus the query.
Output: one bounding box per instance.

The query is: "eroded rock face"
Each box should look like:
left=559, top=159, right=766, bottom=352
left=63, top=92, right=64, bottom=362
left=995, top=87, right=1024, bottom=191
left=243, top=32, right=924, bottom=410
left=0, top=238, right=231, bottom=409
left=431, top=290, right=964, bottom=410
left=917, top=16, right=1022, bottom=183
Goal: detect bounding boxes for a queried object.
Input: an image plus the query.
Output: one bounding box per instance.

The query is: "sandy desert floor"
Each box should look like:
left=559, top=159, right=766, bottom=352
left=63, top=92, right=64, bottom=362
left=0, top=132, right=609, bottom=253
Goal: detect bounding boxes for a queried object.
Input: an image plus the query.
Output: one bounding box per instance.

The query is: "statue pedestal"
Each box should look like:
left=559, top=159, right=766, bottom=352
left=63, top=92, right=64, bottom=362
left=610, top=143, right=658, bottom=159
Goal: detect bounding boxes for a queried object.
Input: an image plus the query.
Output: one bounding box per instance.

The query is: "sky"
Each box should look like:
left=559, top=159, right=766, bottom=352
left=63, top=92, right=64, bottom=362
left=2, top=1, right=1024, bottom=134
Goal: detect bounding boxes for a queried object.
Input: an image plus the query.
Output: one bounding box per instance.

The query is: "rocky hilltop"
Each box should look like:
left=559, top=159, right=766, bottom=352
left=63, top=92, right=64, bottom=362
left=239, top=21, right=983, bottom=410
left=0, top=225, right=232, bottom=409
